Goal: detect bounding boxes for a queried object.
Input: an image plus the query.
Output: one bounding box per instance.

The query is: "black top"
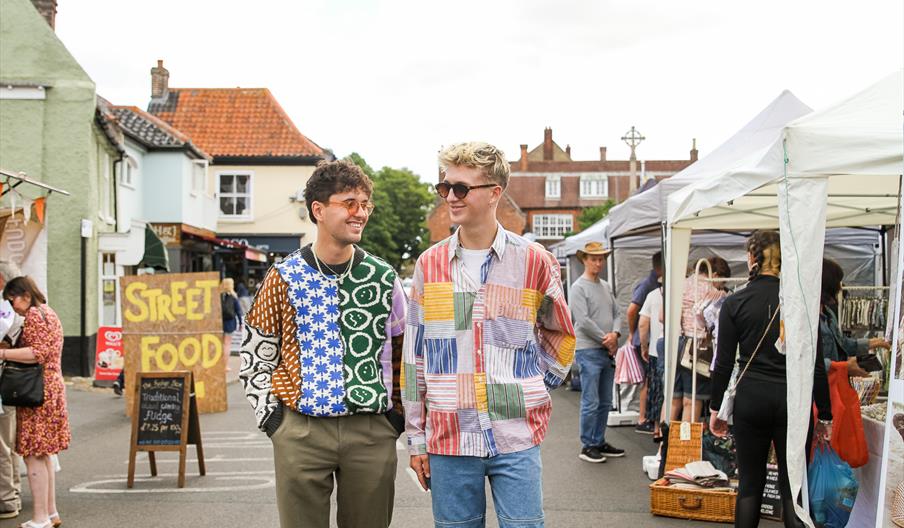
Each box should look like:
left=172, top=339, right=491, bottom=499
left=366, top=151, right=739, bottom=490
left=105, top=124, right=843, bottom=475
left=709, top=275, right=832, bottom=420
left=300, top=244, right=364, bottom=275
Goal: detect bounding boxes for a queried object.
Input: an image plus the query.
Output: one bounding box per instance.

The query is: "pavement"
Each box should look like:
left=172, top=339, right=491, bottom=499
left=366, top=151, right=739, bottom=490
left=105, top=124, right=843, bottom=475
left=0, top=357, right=782, bottom=527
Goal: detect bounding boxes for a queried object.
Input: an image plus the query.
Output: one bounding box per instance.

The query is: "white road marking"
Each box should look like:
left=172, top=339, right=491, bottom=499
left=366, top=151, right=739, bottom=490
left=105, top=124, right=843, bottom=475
left=70, top=471, right=275, bottom=494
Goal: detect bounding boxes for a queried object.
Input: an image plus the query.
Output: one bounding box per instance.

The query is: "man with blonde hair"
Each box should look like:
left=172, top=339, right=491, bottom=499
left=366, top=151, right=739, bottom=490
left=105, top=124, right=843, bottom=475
left=403, top=142, right=575, bottom=527
left=0, top=260, right=22, bottom=520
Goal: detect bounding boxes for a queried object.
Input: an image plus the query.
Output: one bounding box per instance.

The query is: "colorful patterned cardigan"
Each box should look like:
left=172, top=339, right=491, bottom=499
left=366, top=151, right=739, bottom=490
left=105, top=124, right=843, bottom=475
left=239, top=246, right=406, bottom=434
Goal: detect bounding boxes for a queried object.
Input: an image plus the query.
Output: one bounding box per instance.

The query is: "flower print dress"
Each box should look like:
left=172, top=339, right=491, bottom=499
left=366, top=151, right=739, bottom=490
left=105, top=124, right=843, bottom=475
left=15, top=305, right=70, bottom=456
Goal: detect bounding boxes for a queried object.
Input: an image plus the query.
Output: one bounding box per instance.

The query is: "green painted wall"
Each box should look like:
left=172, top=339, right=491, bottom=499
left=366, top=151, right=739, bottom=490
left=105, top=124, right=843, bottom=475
left=0, top=0, right=108, bottom=360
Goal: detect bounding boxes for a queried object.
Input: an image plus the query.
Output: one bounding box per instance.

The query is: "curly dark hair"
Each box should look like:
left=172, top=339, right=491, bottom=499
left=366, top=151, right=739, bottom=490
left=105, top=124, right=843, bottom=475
left=821, top=258, right=845, bottom=307
left=745, top=230, right=781, bottom=280
left=304, top=160, right=374, bottom=224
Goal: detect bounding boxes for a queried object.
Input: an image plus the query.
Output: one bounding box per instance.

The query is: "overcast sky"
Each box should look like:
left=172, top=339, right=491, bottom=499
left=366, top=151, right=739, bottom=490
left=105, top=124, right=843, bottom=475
left=57, top=0, right=902, bottom=181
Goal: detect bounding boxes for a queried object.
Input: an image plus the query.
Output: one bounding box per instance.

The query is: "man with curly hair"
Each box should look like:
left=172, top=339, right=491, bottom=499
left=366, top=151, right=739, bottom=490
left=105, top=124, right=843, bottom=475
left=239, top=160, right=407, bottom=528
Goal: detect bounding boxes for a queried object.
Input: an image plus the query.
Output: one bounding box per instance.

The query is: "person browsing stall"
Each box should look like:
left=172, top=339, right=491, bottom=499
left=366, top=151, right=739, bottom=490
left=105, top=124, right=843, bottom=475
left=709, top=231, right=832, bottom=528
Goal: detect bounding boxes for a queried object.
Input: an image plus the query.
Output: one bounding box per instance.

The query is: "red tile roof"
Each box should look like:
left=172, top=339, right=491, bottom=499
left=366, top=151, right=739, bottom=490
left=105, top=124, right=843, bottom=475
left=148, top=88, right=324, bottom=159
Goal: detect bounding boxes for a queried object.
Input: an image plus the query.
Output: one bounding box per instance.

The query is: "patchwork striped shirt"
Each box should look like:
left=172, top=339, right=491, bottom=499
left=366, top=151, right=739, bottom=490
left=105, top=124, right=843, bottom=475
left=402, top=226, right=576, bottom=457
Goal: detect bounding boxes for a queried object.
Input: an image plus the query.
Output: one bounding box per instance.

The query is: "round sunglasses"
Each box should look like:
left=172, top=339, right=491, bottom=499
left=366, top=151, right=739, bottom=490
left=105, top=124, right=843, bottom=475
left=434, top=181, right=498, bottom=199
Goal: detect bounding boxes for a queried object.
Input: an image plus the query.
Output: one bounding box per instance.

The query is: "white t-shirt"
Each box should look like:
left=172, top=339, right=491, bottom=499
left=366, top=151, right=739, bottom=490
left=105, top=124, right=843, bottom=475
left=460, top=247, right=491, bottom=287
left=639, top=286, right=664, bottom=357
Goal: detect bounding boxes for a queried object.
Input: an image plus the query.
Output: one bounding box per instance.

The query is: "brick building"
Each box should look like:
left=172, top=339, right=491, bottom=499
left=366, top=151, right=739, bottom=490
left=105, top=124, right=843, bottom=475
left=427, top=128, right=697, bottom=245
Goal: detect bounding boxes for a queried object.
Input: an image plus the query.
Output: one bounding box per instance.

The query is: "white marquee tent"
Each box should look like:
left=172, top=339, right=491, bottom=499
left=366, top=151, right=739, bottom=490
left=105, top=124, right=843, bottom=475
left=607, top=90, right=813, bottom=240
left=664, top=70, right=903, bottom=526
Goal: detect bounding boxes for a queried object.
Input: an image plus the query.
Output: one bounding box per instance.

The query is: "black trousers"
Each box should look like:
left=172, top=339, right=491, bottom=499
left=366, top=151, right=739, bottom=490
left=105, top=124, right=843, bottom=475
left=733, top=378, right=804, bottom=528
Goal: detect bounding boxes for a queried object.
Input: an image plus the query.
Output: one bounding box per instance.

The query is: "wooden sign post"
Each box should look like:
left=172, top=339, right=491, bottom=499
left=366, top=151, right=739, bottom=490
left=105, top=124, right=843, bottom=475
left=120, top=271, right=228, bottom=414
left=127, top=371, right=205, bottom=488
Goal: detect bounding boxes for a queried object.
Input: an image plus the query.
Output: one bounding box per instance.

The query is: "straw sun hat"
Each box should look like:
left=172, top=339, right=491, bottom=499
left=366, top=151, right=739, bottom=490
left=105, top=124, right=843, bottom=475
left=576, top=242, right=612, bottom=261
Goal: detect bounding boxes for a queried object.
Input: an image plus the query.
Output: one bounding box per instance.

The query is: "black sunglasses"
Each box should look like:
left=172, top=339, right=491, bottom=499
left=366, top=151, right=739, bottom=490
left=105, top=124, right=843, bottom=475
left=434, top=181, right=498, bottom=199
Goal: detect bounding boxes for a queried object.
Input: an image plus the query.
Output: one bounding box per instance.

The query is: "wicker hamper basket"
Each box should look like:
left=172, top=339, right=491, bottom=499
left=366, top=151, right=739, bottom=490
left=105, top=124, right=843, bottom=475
left=650, top=421, right=737, bottom=523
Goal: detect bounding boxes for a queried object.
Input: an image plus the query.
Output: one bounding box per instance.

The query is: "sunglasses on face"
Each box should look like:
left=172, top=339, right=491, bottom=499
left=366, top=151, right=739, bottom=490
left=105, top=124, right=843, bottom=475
left=326, top=198, right=375, bottom=215
left=434, top=181, right=498, bottom=199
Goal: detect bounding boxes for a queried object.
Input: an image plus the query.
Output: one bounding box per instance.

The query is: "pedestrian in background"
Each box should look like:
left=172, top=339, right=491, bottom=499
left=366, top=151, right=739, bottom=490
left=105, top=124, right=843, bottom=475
left=404, top=142, right=574, bottom=527
left=626, top=251, right=662, bottom=434
left=2, top=277, right=69, bottom=528
left=638, top=281, right=664, bottom=442
left=0, top=260, right=23, bottom=521
left=671, top=256, right=730, bottom=424
left=570, top=242, right=625, bottom=464
left=220, top=278, right=242, bottom=356
left=236, top=281, right=252, bottom=315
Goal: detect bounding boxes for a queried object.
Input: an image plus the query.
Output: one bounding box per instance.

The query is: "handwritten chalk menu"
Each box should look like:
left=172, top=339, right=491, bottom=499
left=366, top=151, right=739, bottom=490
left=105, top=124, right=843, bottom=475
left=137, top=376, right=186, bottom=445
left=127, top=371, right=205, bottom=489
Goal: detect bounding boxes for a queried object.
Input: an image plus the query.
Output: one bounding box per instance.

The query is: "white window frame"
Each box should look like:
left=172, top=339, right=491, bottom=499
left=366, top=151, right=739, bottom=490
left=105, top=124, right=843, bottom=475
left=545, top=176, right=561, bottom=199
left=532, top=214, right=573, bottom=240
left=120, top=155, right=137, bottom=189
left=216, top=171, right=254, bottom=221
left=580, top=174, right=608, bottom=198
left=97, top=144, right=115, bottom=225
left=98, top=252, right=122, bottom=327
left=191, top=159, right=209, bottom=195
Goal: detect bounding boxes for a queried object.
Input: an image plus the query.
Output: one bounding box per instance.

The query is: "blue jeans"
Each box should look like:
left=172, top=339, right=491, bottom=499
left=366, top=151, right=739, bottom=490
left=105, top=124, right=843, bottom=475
left=575, top=348, right=615, bottom=448
left=429, top=446, right=544, bottom=527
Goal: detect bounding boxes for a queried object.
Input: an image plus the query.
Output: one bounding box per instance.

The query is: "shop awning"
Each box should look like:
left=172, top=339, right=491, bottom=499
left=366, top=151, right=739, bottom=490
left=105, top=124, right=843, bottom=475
left=142, top=226, right=170, bottom=271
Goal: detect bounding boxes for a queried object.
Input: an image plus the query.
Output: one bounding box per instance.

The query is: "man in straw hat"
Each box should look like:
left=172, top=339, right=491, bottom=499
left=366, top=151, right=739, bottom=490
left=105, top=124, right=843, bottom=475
left=570, top=242, right=625, bottom=463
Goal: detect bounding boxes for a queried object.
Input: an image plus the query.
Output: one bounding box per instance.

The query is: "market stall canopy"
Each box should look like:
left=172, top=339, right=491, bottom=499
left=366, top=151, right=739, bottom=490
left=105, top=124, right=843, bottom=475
left=663, top=70, right=903, bottom=528
left=548, top=217, right=609, bottom=257
left=607, top=90, right=812, bottom=239
left=668, top=71, right=902, bottom=230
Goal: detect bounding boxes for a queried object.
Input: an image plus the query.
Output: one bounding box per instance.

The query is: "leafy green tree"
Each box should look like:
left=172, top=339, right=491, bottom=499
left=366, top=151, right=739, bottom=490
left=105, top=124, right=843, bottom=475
left=344, top=153, right=433, bottom=270
left=578, top=200, right=616, bottom=230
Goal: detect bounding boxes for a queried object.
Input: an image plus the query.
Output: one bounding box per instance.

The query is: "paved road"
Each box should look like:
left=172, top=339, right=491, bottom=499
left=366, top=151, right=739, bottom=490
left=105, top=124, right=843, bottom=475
left=1, top=366, right=781, bottom=527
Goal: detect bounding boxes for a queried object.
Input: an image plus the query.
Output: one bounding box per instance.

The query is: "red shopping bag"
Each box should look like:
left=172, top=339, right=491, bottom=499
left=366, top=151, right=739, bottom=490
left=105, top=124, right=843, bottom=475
left=828, top=362, right=869, bottom=468
left=614, top=343, right=644, bottom=385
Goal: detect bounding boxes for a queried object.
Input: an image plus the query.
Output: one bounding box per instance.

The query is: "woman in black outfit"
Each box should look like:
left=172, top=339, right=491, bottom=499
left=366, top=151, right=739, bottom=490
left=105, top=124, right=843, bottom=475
left=708, top=231, right=833, bottom=528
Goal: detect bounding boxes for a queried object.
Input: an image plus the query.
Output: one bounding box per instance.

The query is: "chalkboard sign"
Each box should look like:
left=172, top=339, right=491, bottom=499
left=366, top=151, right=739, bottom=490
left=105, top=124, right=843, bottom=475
left=137, top=376, right=187, bottom=446
left=127, top=371, right=205, bottom=488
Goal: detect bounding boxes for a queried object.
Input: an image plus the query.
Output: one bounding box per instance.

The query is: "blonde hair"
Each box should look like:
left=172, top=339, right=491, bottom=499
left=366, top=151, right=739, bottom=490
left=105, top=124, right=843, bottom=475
left=438, top=142, right=510, bottom=189
left=220, top=278, right=237, bottom=297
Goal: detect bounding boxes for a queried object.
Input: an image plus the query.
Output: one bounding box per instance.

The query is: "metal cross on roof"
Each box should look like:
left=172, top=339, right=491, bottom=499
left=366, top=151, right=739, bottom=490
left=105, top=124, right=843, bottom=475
left=621, top=126, right=645, bottom=150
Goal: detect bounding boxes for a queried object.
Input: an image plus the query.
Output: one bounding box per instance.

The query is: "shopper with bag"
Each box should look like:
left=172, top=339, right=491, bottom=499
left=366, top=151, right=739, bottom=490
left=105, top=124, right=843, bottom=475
left=818, top=258, right=889, bottom=375
left=709, top=231, right=832, bottom=528
left=671, top=256, right=730, bottom=424
left=0, top=277, right=69, bottom=528
left=570, top=242, right=625, bottom=463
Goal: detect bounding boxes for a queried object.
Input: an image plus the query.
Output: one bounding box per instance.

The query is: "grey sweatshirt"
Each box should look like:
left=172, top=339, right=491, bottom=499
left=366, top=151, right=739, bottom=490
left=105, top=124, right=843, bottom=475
left=569, top=276, right=622, bottom=351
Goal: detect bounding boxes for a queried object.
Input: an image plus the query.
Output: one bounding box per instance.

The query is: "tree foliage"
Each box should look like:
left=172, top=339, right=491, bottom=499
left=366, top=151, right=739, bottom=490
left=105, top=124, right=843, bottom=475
left=578, top=200, right=616, bottom=231
left=345, top=153, right=433, bottom=270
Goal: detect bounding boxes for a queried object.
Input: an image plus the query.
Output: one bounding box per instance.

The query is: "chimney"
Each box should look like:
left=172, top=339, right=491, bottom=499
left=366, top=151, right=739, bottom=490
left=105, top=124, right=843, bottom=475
left=519, top=144, right=528, bottom=171
left=30, top=0, right=57, bottom=30
left=690, top=138, right=698, bottom=162
left=151, top=60, right=170, bottom=100
left=599, top=146, right=607, bottom=161
left=565, top=144, right=571, bottom=158
left=542, top=127, right=554, bottom=160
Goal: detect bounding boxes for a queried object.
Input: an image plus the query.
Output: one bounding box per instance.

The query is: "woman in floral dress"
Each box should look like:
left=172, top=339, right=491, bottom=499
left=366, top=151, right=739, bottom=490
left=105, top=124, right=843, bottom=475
left=1, top=277, right=68, bottom=528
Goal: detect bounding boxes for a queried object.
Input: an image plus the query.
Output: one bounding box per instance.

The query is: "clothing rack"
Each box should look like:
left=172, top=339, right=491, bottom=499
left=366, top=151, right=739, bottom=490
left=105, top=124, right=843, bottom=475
left=838, top=285, right=889, bottom=332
